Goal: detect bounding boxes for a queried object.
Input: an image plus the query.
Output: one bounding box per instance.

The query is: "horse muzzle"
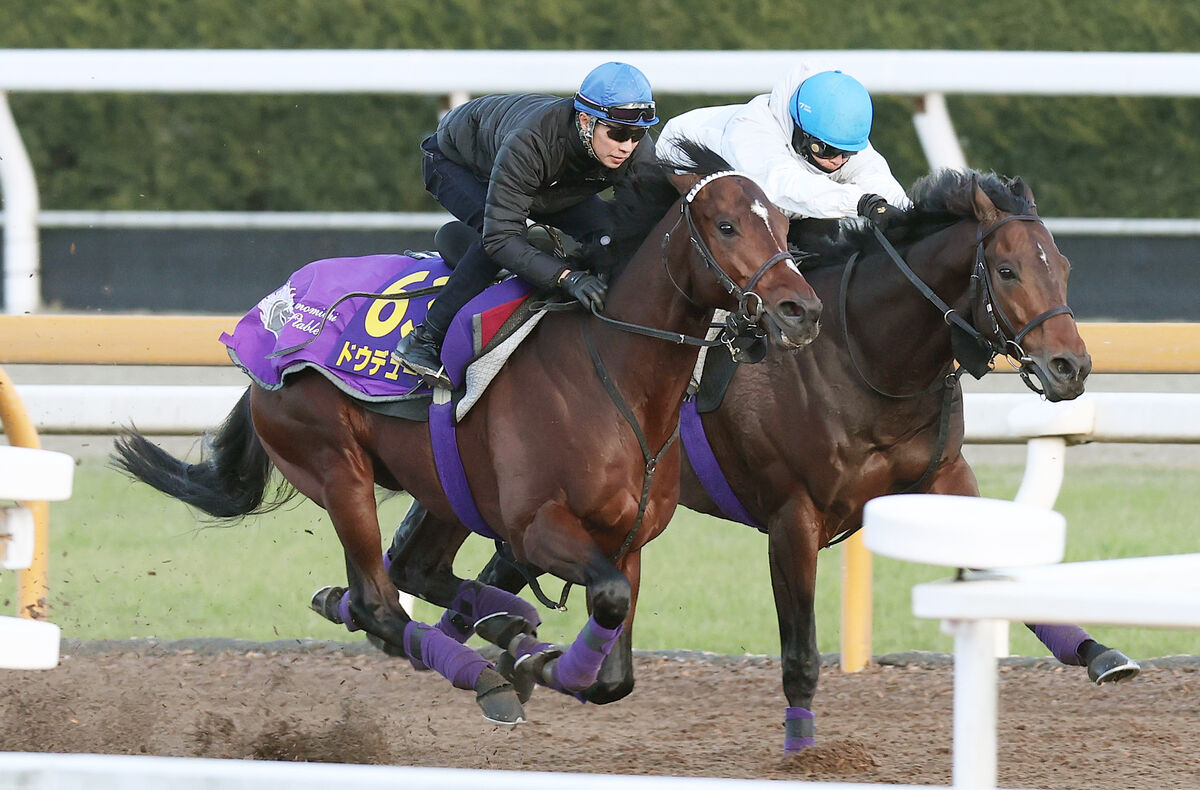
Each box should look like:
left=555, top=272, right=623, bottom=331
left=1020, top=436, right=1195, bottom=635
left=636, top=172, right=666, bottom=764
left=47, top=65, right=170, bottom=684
left=1022, top=349, right=1092, bottom=402
left=762, top=296, right=822, bottom=351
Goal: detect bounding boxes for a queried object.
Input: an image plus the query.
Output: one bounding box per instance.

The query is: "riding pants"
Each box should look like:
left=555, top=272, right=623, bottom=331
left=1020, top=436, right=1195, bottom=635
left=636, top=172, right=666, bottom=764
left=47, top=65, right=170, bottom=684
left=420, top=136, right=611, bottom=340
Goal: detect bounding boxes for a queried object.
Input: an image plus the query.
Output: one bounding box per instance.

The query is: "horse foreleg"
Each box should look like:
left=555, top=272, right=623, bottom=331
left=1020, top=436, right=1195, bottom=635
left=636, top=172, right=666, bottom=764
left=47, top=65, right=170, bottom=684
left=928, top=456, right=1141, bottom=684
left=518, top=502, right=630, bottom=697
left=768, top=499, right=822, bottom=753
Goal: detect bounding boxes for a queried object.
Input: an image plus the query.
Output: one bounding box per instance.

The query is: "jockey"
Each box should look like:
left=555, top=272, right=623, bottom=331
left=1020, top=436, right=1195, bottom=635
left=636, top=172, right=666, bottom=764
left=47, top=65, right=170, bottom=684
left=656, top=65, right=910, bottom=233
left=393, top=61, right=659, bottom=388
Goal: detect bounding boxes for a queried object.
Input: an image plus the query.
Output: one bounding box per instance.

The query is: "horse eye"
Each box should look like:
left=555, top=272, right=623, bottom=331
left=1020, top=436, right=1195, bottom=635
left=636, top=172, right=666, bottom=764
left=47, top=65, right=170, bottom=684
left=997, top=266, right=1017, bottom=281
left=717, top=221, right=736, bottom=236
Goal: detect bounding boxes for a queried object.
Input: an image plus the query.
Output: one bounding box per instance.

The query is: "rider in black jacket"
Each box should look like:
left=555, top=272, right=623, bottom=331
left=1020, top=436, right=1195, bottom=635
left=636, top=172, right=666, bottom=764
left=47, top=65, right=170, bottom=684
left=393, top=61, right=659, bottom=388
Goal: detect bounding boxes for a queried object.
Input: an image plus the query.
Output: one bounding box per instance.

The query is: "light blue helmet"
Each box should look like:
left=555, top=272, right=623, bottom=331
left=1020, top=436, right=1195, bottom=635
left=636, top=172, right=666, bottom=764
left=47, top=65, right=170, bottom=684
left=788, top=70, right=873, bottom=151
left=573, top=62, right=658, bottom=127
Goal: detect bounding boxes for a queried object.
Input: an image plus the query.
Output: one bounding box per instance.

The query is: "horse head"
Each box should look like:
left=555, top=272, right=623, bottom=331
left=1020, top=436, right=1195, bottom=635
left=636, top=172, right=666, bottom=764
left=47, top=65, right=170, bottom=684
left=966, top=176, right=1091, bottom=401
left=676, top=171, right=822, bottom=351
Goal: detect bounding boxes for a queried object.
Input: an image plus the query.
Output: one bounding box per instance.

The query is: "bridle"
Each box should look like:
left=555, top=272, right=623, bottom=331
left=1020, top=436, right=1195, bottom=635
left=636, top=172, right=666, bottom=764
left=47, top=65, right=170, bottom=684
left=653, top=170, right=797, bottom=359
left=963, top=215, right=1074, bottom=394
left=863, top=214, right=1073, bottom=397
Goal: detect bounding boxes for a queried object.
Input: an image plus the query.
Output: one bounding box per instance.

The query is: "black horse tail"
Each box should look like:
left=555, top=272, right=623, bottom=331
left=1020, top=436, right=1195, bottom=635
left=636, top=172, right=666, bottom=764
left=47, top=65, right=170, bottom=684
left=111, top=387, right=298, bottom=521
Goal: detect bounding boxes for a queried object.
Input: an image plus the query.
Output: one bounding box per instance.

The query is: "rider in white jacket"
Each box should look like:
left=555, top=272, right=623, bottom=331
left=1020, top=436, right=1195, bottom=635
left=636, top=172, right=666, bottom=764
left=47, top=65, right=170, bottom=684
left=657, top=64, right=910, bottom=227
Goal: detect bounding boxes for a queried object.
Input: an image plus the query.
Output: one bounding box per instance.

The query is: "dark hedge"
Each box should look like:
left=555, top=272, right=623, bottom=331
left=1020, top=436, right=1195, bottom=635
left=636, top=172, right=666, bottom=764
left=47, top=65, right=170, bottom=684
left=3, top=0, right=1198, bottom=216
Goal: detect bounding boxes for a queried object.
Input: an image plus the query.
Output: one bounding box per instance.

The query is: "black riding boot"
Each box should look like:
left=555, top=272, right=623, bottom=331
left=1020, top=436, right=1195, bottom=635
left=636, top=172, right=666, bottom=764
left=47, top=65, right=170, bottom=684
left=393, top=322, right=452, bottom=389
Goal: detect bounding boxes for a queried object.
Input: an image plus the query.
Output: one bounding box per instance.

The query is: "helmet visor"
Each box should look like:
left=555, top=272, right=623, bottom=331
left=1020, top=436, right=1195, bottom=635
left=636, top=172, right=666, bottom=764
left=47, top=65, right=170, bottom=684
left=575, top=94, right=657, bottom=125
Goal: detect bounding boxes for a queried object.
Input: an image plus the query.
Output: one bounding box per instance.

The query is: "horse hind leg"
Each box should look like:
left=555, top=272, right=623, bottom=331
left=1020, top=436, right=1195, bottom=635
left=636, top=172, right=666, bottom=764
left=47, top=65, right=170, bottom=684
left=1026, top=624, right=1140, bottom=684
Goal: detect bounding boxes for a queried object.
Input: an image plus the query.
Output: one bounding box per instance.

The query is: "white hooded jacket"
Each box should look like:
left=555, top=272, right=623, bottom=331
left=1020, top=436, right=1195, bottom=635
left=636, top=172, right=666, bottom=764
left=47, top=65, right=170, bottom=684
left=656, top=63, right=911, bottom=219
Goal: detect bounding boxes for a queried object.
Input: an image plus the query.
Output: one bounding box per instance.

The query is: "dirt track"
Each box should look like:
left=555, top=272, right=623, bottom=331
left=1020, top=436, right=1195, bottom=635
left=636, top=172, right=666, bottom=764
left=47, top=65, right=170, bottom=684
left=2, top=641, right=1198, bottom=788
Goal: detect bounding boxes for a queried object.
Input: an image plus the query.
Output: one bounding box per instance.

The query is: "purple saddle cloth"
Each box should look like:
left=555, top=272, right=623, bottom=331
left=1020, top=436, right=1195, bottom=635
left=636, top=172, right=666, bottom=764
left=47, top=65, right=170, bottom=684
left=221, top=253, right=533, bottom=400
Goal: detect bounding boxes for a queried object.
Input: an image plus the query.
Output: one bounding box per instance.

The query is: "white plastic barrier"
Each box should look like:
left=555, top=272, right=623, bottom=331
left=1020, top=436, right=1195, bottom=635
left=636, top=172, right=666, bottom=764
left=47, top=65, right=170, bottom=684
left=864, top=494, right=1200, bottom=790
left=0, top=752, right=945, bottom=790
left=0, top=444, right=74, bottom=669
left=15, top=387, right=1200, bottom=441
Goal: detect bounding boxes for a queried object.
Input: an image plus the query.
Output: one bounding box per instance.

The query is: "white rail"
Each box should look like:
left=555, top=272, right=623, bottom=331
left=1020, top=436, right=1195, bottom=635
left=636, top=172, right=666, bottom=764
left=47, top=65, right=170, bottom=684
left=14, top=386, right=1200, bottom=445
left=0, top=753, right=940, bottom=790
left=865, top=493, right=1200, bottom=789
left=4, top=48, right=1200, bottom=313
left=0, top=444, right=74, bottom=669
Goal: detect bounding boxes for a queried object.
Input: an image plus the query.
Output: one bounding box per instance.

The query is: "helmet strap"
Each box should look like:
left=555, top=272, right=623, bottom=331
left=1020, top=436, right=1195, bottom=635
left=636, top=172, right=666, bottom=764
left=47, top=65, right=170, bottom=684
left=578, top=113, right=601, bottom=162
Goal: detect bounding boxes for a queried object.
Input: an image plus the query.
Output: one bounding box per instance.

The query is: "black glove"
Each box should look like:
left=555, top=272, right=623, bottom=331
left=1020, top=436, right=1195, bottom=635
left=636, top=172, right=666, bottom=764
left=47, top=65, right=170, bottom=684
left=560, top=270, right=607, bottom=313
left=857, top=193, right=906, bottom=231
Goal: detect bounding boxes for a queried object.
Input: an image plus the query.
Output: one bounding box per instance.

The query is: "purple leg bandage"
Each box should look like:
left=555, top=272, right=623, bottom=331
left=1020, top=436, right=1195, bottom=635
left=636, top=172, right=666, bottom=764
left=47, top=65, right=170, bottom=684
left=403, top=621, right=490, bottom=691
left=1032, top=624, right=1088, bottom=666
left=783, top=707, right=816, bottom=752
left=435, top=610, right=473, bottom=643
left=549, top=616, right=623, bottom=693
left=336, top=590, right=361, bottom=633
left=447, top=580, right=541, bottom=629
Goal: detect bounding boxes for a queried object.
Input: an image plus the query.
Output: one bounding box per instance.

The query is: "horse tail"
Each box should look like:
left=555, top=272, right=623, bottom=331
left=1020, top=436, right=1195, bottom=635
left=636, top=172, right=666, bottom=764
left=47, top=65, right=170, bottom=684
left=111, top=387, right=298, bottom=520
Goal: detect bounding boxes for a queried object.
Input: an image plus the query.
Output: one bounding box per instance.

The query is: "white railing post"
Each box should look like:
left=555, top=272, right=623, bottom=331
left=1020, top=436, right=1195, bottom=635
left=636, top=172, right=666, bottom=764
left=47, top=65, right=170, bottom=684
left=0, top=91, right=41, bottom=315
left=912, top=92, right=969, bottom=171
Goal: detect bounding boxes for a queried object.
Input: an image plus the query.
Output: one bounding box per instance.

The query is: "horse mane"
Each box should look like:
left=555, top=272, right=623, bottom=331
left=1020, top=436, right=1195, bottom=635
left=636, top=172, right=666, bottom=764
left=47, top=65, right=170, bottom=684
left=797, top=168, right=1039, bottom=267
left=886, top=168, right=1036, bottom=246
left=570, top=139, right=736, bottom=278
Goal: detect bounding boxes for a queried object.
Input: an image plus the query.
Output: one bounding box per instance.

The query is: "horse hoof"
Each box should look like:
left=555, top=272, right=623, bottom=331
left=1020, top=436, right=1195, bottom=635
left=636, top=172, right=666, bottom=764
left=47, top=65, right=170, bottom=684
left=474, top=667, right=526, bottom=725
left=1088, top=648, right=1140, bottom=684
left=473, top=612, right=535, bottom=648
left=494, top=650, right=537, bottom=705
left=310, top=585, right=347, bottom=625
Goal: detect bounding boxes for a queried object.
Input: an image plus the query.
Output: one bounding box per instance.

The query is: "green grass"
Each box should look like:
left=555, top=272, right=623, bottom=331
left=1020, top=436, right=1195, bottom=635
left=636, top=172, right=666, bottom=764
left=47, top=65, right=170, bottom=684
left=4, top=460, right=1197, bottom=659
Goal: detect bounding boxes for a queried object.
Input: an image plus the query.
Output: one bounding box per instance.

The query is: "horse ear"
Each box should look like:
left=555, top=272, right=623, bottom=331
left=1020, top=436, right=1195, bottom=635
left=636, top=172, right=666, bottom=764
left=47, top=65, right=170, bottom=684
left=971, top=178, right=1002, bottom=225
left=1009, top=176, right=1038, bottom=215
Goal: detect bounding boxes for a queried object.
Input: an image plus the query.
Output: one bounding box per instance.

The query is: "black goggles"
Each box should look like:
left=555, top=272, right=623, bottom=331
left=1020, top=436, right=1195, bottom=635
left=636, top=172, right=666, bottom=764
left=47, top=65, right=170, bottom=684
left=794, top=128, right=857, bottom=161
left=574, top=94, right=657, bottom=124
left=598, top=121, right=647, bottom=143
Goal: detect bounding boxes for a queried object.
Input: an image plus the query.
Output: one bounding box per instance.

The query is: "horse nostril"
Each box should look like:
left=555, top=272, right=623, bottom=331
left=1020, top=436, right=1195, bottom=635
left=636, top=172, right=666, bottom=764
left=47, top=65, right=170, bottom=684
left=777, top=299, right=822, bottom=323
left=778, top=300, right=804, bottom=318
left=1051, top=357, right=1077, bottom=379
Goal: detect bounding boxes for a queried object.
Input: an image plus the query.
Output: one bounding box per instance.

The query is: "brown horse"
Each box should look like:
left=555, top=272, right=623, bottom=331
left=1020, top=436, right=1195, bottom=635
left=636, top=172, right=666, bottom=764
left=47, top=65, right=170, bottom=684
left=111, top=149, right=822, bottom=724
left=444, top=169, right=1135, bottom=744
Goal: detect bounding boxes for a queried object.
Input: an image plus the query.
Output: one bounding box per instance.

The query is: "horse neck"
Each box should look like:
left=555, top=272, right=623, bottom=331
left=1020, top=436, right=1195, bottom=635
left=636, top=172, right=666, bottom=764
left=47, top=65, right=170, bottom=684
left=837, top=220, right=979, bottom=390
left=593, top=205, right=719, bottom=425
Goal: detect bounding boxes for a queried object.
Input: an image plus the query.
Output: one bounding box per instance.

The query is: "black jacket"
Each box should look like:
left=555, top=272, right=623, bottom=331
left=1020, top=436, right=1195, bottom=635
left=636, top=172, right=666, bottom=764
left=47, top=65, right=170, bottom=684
left=436, top=93, right=654, bottom=288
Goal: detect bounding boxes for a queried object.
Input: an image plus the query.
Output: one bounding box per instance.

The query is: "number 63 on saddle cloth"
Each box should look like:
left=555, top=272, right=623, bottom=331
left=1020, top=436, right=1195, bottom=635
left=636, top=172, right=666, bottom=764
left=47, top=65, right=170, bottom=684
left=221, top=252, right=544, bottom=421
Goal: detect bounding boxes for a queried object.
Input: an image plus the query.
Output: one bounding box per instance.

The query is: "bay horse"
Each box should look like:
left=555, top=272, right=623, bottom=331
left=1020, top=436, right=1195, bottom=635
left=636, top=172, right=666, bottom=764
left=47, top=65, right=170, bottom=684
left=430, top=168, right=1136, bottom=743
left=111, top=149, right=822, bottom=724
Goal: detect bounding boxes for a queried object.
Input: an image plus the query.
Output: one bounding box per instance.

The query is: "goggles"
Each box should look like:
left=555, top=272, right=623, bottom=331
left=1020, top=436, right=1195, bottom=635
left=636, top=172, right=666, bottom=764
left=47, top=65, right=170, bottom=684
left=598, top=121, right=648, bottom=143
left=574, top=94, right=657, bottom=124
left=794, top=128, right=857, bottom=161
